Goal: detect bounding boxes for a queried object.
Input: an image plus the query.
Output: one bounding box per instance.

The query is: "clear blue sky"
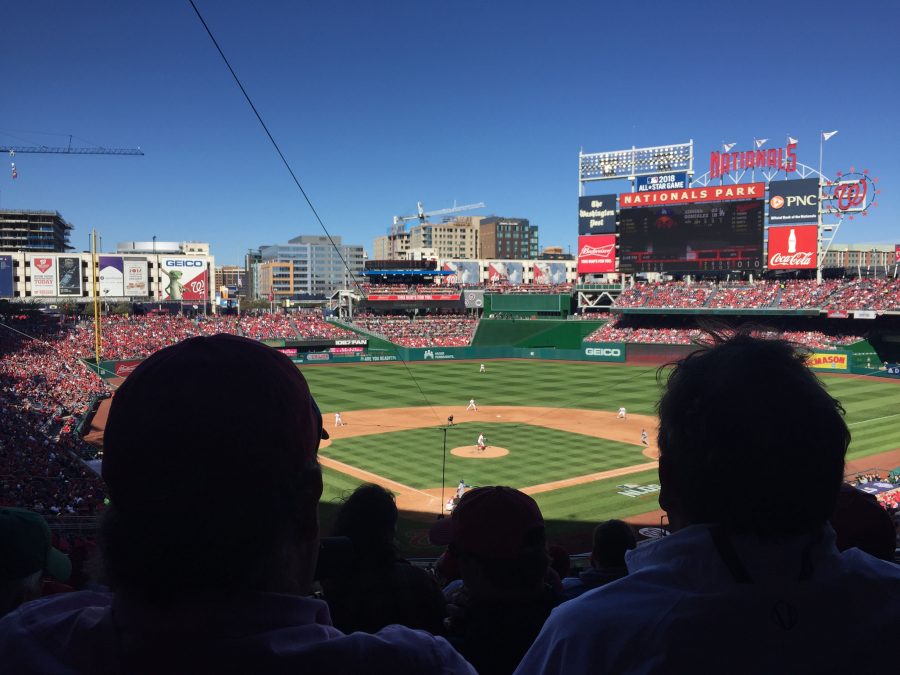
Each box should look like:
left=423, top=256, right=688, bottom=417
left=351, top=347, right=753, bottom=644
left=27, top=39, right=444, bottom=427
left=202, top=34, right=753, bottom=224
left=3, top=0, right=898, bottom=265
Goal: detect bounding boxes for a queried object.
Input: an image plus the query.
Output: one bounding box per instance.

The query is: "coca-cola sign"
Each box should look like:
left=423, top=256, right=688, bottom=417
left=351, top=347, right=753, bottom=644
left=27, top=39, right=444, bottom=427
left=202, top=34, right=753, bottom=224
left=767, top=225, right=817, bottom=270
left=577, top=234, right=616, bottom=274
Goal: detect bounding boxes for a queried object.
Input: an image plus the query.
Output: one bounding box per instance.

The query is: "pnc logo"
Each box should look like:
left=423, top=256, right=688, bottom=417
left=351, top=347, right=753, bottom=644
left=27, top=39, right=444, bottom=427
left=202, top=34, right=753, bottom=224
left=585, top=347, right=621, bottom=357
left=770, top=195, right=785, bottom=209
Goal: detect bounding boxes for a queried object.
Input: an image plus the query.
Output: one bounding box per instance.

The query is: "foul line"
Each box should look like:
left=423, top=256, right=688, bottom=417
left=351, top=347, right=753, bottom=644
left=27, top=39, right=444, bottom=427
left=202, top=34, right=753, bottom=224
left=318, top=455, right=437, bottom=501
left=520, top=461, right=660, bottom=496
left=848, top=412, right=900, bottom=427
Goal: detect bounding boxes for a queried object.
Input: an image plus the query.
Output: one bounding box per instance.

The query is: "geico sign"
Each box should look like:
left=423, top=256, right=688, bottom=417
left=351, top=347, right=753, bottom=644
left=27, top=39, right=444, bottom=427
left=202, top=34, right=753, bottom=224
left=585, top=347, right=621, bottom=357
left=164, top=259, right=204, bottom=267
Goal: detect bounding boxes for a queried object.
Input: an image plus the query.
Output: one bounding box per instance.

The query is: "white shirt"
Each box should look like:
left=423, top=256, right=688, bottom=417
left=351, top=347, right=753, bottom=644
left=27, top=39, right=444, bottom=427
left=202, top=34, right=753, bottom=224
left=477, top=435, right=485, bottom=445
left=515, top=524, right=900, bottom=675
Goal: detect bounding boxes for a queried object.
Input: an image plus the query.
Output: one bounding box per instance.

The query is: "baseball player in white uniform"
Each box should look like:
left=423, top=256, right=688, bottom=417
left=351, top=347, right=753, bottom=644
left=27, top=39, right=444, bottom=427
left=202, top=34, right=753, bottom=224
left=476, top=434, right=487, bottom=452
left=617, top=407, right=627, bottom=419
left=466, top=399, right=478, bottom=411
left=479, top=363, right=486, bottom=373
left=641, top=429, right=649, bottom=446
left=334, top=412, right=345, bottom=427
left=457, top=479, right=467, bottom=500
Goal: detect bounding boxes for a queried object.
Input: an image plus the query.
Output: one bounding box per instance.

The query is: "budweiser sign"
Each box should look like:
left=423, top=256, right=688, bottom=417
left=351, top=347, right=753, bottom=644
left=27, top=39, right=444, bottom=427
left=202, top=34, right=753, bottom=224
left=580, top=242, right=615, bottom=257
left=619, top=183, right=765, bottom=208
left=577, top=234, right=616, bottom=274
left=767, top=225, right=817, bottom=270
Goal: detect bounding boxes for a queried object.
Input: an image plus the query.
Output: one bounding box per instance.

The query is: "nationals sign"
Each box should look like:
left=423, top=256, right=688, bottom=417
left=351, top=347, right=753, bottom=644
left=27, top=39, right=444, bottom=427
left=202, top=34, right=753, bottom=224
left=620, top=183, right=765, bottom=208
left=577, top=235, right=616, bottom=273
left=767, top=225, right=817, bottom=270
left=710, top=143, right=797, bottom=179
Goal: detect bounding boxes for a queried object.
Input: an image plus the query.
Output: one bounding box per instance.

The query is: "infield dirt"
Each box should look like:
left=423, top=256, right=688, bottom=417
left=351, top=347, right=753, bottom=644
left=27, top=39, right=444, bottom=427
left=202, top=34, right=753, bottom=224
left=319, top=405, right=659, bottom=518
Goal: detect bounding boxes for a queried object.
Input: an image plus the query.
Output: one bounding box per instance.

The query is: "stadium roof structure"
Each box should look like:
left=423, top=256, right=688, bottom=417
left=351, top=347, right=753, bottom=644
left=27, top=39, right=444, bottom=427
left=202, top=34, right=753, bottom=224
left=362, top=269, right=453, bottom=276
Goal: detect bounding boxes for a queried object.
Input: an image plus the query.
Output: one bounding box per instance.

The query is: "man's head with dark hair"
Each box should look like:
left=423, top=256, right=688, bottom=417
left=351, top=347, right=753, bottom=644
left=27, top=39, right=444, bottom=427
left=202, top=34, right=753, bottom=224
left=100, top=334, right=326, bottom=601
left=656, top=333, right=849, bottom=536
left=591, top=519, right=636, bottom=569
left=331, top=484, right=399, bottom=564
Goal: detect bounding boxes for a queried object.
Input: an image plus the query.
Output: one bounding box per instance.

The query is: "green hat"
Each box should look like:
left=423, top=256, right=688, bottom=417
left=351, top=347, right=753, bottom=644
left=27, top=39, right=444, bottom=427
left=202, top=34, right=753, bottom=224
left=0, top=508, right=71, bottom=582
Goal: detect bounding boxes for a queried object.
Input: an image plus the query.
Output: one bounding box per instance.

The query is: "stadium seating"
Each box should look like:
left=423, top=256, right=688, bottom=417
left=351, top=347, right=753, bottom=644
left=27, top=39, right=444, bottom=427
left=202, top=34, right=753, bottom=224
left=352, top=314, right=477, bottom=347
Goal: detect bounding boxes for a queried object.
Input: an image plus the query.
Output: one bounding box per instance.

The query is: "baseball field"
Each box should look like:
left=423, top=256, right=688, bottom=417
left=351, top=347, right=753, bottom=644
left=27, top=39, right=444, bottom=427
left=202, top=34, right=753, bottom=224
left=302, top=359, right=900, bottom=554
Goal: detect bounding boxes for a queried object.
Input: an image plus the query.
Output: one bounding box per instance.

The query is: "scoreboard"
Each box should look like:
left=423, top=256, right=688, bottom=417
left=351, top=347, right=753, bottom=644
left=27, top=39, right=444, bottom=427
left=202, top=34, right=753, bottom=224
left=618, top=200, right=764, bottom=273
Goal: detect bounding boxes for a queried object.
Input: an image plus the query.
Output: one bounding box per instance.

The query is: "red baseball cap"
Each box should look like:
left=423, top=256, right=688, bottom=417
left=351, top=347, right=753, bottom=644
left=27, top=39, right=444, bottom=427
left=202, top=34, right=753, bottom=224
left=102, top=334, right=326, bottom=515
left=430, top=486, right=545, bottom=558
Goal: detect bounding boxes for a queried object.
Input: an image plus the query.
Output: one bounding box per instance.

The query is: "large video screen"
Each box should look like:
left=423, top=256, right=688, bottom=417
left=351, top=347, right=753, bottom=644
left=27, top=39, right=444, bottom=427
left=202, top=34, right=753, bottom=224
left=618, top=201, right=764, bottom=273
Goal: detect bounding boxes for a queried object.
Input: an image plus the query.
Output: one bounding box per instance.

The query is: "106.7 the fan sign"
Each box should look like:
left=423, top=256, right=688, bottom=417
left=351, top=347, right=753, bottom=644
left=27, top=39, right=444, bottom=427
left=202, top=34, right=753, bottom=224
left=767, top=225, right=817, bottom=270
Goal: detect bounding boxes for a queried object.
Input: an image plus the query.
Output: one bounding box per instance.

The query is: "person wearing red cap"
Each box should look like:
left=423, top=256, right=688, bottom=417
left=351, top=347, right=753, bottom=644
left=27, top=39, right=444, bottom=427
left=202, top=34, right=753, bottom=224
left=430, top=485, right=557, bottom=675
left=0, top=335, right=475, bottom=674
left=516, top=335, right=900, bottom=675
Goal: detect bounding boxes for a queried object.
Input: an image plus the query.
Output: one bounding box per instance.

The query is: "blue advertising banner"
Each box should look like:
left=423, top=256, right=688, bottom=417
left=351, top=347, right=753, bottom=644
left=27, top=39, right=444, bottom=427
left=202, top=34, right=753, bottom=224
left=0, top=255, right=13, bottom=297
left=635, top=172, right=688, bottom=192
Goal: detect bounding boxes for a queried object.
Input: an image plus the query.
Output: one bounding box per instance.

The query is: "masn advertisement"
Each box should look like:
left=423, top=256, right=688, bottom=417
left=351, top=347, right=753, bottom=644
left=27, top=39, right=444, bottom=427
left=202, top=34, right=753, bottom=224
left=806, top=353, right=847, bottom=370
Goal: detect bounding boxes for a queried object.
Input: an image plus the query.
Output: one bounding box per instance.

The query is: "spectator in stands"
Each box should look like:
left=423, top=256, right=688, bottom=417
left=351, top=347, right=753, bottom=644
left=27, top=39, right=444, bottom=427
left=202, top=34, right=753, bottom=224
left=516, top=334, right=900, bottom=674
left=431, top=486, right=557, bottom=675
left=560, top=519, right=635, bottom=601
left=0, top=335, right=474, bottom=674
left=0, top=508, right=71, bottom=618
left=321, top=484, right=447, bottom=634
left=831, top=483, right=897, bottom=562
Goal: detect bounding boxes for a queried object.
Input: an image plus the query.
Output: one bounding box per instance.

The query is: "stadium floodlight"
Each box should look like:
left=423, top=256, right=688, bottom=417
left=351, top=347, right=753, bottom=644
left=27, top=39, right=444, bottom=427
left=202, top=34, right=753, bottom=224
left=579, top=141, right=693, bottom=184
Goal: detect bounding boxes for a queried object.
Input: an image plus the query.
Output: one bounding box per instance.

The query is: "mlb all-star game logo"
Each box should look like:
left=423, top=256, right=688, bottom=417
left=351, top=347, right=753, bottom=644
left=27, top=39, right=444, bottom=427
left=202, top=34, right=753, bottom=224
left=823, top=168, right=880, bottom=220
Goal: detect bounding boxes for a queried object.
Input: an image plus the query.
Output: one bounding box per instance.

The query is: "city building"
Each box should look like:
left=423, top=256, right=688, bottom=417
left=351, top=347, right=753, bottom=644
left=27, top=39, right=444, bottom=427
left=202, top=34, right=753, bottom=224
left=244, top=248, right=262, bottom=301
left=0, top=210, right=73, bottom=253
left=215, top=265, right=247, bottom=298
left=479, top=217, right=539, bottom=259
left=373, top=232, right=411, bottom=260
left=408, top=216, right=480, bottom=259
left=0, top=246, right=215, bottom=306
left=822, top=244, right=896, bottom=271
left=539, top=246, right=575, bottom=260
left=255, top=235, right=364, bottom=299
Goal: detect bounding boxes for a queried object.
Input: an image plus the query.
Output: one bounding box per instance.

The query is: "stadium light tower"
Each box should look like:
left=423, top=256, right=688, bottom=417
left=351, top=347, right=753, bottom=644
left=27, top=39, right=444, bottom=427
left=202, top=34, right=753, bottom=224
left=579, top=141, right=693, bottom=194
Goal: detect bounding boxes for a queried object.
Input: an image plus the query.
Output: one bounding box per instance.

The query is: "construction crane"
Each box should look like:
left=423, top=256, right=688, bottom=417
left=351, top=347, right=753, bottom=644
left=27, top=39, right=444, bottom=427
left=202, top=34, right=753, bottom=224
left=1, top=145, right=143, bottom=156
left=389, top=200, right=485, bottom=258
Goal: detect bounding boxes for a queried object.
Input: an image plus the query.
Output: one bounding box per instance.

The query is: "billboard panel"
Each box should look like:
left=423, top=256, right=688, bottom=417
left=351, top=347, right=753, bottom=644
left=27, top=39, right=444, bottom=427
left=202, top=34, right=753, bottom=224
left=487, top=261, right=524, bottom=284
left=0, top=255, right=13, bottom=298
left=635, top=172, right=688, bottom=192
left=577, top=234, right=616, bottom=274
left=578, top=194, right=617, bottom=234
left=806, top=353, right=847, bottom=370
left=31, top=256, right=57, bottom=296
left=533, top=261, right=567, bottom=285
left=160, top=258, right=207, bottom=301
left=99, top=256, right=125, bottom=296
left=618, top=201, right=764, bottom=273
left=124, top=258, right=148, bottom=297
left=767, top=225, right=817, bottom=270
left=442, top=260, right=481, bottom=285
left=620, top=182, right=765, bottom=208
left=768, top=179, right=819, bottom=224
left=895, top=245, right=900, bottom=264
left=57, top=256, right=82, bottom=296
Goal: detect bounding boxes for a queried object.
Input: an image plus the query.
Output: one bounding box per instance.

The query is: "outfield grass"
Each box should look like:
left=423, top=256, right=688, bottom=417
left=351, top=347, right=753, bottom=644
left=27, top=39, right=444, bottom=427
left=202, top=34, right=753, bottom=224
left=320, top=421, right=648, bottom=490
left=303, top=360, right=900, bottom=462
left=303, top=361, right=900, bottom=554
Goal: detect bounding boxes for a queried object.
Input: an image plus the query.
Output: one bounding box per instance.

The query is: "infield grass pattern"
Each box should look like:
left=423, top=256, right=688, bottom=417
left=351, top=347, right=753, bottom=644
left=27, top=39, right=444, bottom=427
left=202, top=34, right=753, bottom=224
left=320, top=422, right=647, bottom=490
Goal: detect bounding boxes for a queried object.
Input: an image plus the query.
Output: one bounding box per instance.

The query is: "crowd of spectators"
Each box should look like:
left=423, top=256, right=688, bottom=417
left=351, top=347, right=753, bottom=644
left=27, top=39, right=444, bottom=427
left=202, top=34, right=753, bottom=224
left=352, top=314, right=478, bottom=347
left=585, top=316, right=864, bottom=350
left=612, top=278, right=900, bottom=311
left=0, top=323, right=108, bottom=524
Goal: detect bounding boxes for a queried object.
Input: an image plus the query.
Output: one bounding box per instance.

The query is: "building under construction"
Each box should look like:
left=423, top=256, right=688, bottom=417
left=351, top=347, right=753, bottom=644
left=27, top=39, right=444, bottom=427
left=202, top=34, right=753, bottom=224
left=0, top=210, right=74, bottom=253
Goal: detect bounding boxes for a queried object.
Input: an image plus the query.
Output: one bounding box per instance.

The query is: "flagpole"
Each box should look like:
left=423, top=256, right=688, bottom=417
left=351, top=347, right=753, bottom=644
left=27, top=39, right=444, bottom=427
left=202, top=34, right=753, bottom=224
left=818, top=130, right=824, bottom=178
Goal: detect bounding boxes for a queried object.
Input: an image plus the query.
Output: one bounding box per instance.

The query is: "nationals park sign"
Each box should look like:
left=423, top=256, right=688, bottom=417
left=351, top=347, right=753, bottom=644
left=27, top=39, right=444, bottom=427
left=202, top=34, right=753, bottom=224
left=620, top=183, right=765, bottom=208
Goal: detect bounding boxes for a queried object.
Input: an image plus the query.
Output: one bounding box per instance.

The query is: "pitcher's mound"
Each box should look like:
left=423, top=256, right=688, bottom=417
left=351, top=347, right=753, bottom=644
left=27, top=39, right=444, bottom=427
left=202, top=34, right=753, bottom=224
left=450, top=446, right=509, bottom=458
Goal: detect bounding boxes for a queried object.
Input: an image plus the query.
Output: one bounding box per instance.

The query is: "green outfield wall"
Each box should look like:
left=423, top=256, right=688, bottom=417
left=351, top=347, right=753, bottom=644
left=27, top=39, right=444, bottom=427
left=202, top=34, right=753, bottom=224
left=473, top=319, right=605, bottom=349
